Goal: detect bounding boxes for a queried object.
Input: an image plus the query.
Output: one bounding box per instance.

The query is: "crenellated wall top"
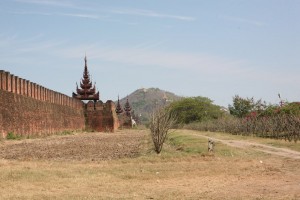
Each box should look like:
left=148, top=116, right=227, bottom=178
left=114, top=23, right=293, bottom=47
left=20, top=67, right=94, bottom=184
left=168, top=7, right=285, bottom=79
left=0, top=70, right=83, bottom=109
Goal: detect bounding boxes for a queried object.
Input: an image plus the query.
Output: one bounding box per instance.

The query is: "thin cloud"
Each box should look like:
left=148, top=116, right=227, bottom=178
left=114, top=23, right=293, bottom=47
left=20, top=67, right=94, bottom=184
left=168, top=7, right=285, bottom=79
left=4, top=35, right=298, bottom=88
left=222, top=15, right=265, bottom=27
left=9, top=11, right=106, bottom=20
left=10, top=11, right=53, bottom=16
left=0, top=34, right=67, bottom=56
left=13, top=1, right=195, bottom=22
left=60, top=13, right=102, bottom=19
left=111, top=8, right=196, bottom=21
left=56, top=43, right=300, bottom=87
left=9, top=10, right=139, bottom=25
left=18, top=40, right=67, bottom=52
left=14, top=0, right=74, bottom=8
left=57, top=43, right=244, bottom=76
left=2, top=36, right=299, bottom=106
left=0, top=35, right=273, bottom=85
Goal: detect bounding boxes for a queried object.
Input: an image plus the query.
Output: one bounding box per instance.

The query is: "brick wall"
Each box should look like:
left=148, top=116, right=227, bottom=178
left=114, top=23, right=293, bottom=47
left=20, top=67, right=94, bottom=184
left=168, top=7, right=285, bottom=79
left=85, top=100, right=119, bottom=132
left=0, top=70, right=83, bottom=108
left=0, top=70, right=85, bottom=138
left=117, top=113, right=132, bottom=129
left=0, top=70, right=120, bottom=137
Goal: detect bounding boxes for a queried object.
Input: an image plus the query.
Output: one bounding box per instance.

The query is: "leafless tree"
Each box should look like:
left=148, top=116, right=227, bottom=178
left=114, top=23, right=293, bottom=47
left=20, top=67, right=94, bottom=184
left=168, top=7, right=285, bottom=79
left=149, top=108, right=177, bottom=154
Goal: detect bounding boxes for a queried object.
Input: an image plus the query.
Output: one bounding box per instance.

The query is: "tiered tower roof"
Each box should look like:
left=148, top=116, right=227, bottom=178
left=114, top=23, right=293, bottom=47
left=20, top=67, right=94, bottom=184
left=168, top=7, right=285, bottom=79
left=124, top=98, right=132, bottom=116
left=115, top=96, right=123, bottom=114
left=72, top=56, right=99, bottom=101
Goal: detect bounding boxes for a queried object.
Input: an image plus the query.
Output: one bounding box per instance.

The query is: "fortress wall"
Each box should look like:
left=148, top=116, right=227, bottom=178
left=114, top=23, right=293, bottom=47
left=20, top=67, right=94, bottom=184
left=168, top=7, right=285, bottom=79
left=0, top=70, right=83, bottom=109
left=107, top=100, right=121, bottom=131
left=0, top=71, right=85, bottom=138
left=117, top=113, right=132, bottom=129
left=85, top=100, right=119, bottom=132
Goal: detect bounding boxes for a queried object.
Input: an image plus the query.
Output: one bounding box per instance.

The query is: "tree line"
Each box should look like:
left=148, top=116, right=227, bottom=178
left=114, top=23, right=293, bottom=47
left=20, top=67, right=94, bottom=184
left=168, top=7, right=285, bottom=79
left=168, top=95, right=300, bottom=142
left=149, top=95, right=300, bottom=154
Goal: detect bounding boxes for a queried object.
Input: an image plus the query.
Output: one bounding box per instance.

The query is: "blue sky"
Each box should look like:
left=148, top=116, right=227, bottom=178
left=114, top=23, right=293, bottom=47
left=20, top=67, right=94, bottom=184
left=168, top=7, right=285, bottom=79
left=0, top=0, right=299, bottom=107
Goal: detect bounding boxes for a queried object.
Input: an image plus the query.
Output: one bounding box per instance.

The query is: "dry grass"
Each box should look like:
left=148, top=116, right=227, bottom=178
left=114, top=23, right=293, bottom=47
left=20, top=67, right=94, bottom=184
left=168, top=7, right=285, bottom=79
left=0, top=129, right=299, bottom=199
left=188, top=130, right=300, bottom=152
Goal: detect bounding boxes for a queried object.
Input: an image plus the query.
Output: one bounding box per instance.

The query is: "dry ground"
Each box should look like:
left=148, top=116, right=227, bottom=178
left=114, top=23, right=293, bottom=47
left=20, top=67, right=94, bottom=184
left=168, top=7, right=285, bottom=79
left=0, top=130, right=143, bottom=161
left=188, top=131, right=300, bottom=160
left=0, top=129, right=299, bottom=200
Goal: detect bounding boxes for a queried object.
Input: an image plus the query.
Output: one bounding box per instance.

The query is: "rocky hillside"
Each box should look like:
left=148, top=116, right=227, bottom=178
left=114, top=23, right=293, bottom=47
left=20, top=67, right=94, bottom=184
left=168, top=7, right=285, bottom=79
left=117, top=88, right=182, bottom=123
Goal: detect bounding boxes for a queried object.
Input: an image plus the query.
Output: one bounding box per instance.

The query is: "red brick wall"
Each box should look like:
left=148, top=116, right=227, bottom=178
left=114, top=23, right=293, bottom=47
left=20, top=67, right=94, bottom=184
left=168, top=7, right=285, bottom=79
left=0, top=70, right=120, bottom=137
left=117, top=113, right=132, bottom=129
left=0, top=89, right=85, bottom=138
left=85, top=100, right=119, bottom=132
left=0, top=70, right=83, bottom=108
left=0, top=71, right=85, bottom=138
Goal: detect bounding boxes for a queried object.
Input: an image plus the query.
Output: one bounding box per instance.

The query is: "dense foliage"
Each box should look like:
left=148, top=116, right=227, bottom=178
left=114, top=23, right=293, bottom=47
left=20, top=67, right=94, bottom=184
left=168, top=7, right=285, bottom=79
left=228, top=95, right=267, bottom=118
left=167, top=96, right=223, bottom=124
left=186, top=98, right=300, bottom=142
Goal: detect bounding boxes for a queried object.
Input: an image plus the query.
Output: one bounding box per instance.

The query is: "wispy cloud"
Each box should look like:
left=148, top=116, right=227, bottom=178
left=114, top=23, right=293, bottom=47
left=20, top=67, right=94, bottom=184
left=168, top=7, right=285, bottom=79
left=14, top=0, right=75, bottom=8
left=55, top=42, right=300, bottom=87
left=1, top=35, right=300, bottom=106
left=222, top=15, right=265, bottom=27
left=0, top=34, right=286, bottom=89
left=4, top=35, right=298, bottom=88
left=59, top=13, right=102, bottom=19
left=18, top=40, right=67, bottom=52
left=111, top=8, right=196, bottom=21
left=13, top=0, right=195, bottom=22
left=56, top=43, right=245, bottom=76
left=9, top=11, right=106, bottom=20
left=10, top=11, right=53, bottom=16
left=0, top=34, right=67, bottom=60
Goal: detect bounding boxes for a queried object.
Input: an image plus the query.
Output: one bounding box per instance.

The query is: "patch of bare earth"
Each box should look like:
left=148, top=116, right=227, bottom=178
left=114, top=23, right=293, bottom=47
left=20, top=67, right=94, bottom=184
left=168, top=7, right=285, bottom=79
left=0, top=130, right=147, bottom=161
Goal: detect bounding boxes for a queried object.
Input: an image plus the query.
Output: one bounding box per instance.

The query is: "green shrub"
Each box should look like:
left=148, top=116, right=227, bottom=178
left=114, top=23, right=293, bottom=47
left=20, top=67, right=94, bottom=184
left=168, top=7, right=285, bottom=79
left=6, top=132, right=21, bottom=140
left=168, top=96, right=223, bottom=124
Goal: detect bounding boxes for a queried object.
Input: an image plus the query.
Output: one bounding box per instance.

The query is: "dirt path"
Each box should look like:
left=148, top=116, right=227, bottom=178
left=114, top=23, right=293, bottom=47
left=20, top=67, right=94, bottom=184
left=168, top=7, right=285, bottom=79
left=191, top=132, right=300, bottom=160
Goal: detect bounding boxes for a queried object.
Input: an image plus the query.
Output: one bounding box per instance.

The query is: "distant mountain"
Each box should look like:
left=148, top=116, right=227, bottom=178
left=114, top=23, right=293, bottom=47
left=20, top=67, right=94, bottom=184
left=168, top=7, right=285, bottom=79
left=117, top=88, right=182, bottom=123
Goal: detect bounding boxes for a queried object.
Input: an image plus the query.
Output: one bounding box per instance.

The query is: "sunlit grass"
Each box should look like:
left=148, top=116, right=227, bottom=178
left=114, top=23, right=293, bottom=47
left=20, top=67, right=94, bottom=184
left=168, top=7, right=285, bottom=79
left=0, top=129, right=298, bottom=199
left=166, top=130, right=266, bottom=158
left=184, top=130, right=300, bottom=152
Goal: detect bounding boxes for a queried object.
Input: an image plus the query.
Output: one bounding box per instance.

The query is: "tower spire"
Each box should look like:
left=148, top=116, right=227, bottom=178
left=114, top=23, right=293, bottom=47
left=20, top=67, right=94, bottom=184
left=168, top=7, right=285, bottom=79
left=124, top=97, right=132, bottom=116
left=72, top=55, right=99, bottom=101
left=115, top=95, right=123, bottom=114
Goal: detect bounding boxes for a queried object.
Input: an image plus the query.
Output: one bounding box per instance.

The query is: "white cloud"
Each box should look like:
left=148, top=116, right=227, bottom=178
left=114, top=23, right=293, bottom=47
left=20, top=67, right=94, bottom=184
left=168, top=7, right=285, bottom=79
left=54, top=42, right=300, bottom=90
left=222, top=15, right=265, bottom=27
left=60, top=13, right=101, bottom=19
left=18, top=40, right=66, bottom=52
left=9, top=10, right=108, bottom=20
left=13, top=0, right=195, bottom=22
left=2, top=35, right=299, bottom=89
left=111, top=8, right=196, bottom=21
left=14, top=0, right=75, bottom=8
left=56, top=42, right=245, bottom=76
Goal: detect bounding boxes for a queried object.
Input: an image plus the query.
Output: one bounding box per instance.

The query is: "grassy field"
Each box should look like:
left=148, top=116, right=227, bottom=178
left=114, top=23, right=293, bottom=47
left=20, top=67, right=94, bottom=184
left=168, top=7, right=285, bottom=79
left=0, top=129, right=299, bottom=199
left=183, top=129, right=300, bottom=152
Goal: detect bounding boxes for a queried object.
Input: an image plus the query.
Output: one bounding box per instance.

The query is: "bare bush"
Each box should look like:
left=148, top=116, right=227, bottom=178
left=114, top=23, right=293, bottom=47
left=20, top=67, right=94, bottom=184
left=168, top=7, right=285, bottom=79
left=149, top=108, right=177, bottom=154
